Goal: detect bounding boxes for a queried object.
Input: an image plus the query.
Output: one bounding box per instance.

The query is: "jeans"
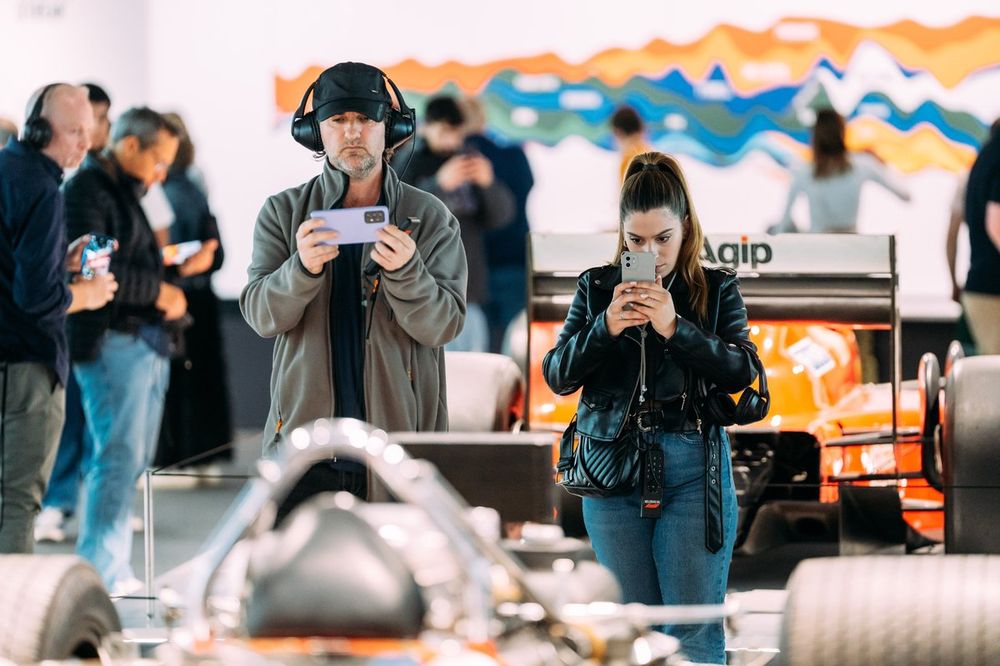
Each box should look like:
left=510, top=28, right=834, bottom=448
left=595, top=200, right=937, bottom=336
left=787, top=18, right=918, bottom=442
left=445, top=303, right=489, bottom=353
left=41, top=368, right=91, bottom=514
left=0, top=362, right=64, bottom=553
left=74, top=332, right=169, bottom=588
left=485, top=265, right=526, bottom=354
left=583, top=430, right=737, bottom=665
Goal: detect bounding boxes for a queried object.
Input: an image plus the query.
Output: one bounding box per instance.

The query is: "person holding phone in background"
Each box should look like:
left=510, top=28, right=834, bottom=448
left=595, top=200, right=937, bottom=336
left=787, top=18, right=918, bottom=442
left=241, top=62, right=467, bottom=519
left=63, top=107, right=183, bottom=594
left=0, top=83, right=117, bottom=554
left=394, top=95, right=513, bottom=353
left=155, top=112, right=230, bottom=473
left=543, top=152, right=758, bottom=663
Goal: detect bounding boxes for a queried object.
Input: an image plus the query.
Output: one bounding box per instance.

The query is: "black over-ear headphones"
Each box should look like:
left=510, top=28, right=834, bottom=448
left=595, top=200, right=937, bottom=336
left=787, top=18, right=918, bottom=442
left=700, top=339, right=770, bottom=426
left=23, top=82, right=64, bottom=150
left=291, top=68, right=416, bottom=154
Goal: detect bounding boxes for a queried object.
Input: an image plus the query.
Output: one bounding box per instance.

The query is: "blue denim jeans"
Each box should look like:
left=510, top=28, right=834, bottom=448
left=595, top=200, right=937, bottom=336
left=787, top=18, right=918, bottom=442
left=41, top=368, right=91, bottom=514
left=445, top=303, right=489, bottom=353
left=583, top=429, right=737, bottom=664
left=485, top=265, right=526, bottom=354
left=74, top=332, right=169, bottom=588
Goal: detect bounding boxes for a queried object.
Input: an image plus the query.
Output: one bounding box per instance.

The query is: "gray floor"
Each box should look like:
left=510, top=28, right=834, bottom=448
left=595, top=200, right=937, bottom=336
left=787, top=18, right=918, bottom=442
left=35, top=428, right=821, bottom=663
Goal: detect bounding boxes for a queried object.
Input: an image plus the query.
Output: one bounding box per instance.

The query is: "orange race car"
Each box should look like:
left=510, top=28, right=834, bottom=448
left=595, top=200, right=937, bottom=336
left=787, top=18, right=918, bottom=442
left=526, top=232, right=944, bottom=547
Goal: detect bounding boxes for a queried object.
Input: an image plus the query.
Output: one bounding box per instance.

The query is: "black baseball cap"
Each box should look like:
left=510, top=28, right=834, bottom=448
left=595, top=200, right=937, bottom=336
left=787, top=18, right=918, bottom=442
left=312, top=62, right=391, bottom=123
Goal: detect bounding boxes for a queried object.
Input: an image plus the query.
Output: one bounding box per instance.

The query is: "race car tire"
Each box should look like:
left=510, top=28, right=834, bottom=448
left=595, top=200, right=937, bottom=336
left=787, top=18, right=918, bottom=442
left=0, top=555, right=120, bottom=662
left=917, top=353, right=943, bottom=491
left=942, top=355, right=1000, bottom=553
left=780, top=555, right=1000, bottom=666
left=943, top=339, right=964, bottom=378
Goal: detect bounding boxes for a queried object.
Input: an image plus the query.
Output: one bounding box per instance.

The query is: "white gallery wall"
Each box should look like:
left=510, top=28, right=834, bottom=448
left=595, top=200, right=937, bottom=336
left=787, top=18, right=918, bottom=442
left=2, top=0, right=998, bottom=308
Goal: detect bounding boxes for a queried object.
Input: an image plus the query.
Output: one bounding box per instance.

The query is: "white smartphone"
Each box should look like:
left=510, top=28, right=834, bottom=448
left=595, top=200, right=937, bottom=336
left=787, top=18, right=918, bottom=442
left=162, top=240, right=203, bottom=266
left=310, top=205, right=390, bottom=246
left=621, top=251, right=656, bottom=283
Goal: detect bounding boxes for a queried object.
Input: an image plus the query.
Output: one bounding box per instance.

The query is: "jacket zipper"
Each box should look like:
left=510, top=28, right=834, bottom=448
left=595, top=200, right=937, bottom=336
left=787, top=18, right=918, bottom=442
left=610, top=330, right=644, bottom=441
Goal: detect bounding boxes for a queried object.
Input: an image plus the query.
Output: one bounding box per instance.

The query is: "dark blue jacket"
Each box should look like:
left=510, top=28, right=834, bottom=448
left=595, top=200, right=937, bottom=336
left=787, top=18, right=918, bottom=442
left=0, top=138, right=72, bottom=385
left=466, top=134, right=534, bottom=269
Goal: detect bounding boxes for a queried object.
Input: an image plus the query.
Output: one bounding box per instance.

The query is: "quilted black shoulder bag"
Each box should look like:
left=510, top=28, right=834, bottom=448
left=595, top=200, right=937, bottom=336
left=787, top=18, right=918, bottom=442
left=556, top=415, right=642, bottom=498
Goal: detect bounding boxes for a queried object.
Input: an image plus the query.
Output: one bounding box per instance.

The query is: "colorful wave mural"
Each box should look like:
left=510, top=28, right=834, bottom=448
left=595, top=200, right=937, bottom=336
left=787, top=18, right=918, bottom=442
left=275, top=17, right=1000, bottom=173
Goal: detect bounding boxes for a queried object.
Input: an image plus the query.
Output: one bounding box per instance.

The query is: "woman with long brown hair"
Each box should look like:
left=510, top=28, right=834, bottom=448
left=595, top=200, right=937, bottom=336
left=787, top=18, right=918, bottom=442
left=771, top=107, right=910, bottom=233
left=544, top=151, right=758, bottom=663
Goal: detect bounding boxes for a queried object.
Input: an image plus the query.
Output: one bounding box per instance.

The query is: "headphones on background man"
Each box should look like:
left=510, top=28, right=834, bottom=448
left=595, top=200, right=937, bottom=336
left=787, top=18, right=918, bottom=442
left=700, top=339, right=770, bottom=426
left=22, top=82, right=66, bottom=150
left=291, top=67, right=416, bottom=154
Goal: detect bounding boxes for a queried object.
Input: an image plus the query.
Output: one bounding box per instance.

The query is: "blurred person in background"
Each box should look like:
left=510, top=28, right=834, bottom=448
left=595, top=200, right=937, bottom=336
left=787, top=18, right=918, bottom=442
left=155, top=111, right=229, bottom=474
left=0, top=117, right=17, bottom=147
left=610, top=104, right=651, bottom=184
left=955, top=119, right=1000, bottom=355
left=461, top=96, right=534, bottom=356
left=64, top=107, right=183, bottom=594
left=770, top=108, right=911, bottom=234
left=35, top=81, right=115, bottom=544
left=769, top=107, right=911, bottom=382
left=1, top=83, right=117, bottom=553
left=396, top=95, right=513, bottom=353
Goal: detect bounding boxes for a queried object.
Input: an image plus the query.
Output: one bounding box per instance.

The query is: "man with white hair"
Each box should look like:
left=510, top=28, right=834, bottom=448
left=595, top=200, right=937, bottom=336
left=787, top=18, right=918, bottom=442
left=0, top=83, right=118, bottom=553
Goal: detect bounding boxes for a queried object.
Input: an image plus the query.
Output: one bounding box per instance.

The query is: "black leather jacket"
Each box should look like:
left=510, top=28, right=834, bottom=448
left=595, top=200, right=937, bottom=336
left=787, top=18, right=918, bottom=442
left=543, top=264, right=757, bottom=552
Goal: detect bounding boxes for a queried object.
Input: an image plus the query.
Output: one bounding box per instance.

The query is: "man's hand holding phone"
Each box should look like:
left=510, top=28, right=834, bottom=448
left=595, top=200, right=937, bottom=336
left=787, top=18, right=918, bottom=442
left=464, top=153, right=494, bottom=187
left=296, top=218, right=340, bottom=276
left=436, top=155, right=472, bottom=192
left=178, top=238, right=219, bottom=278
left=66, top=233, right=93, bottom=273
left=67, top=273, right=118, bottom=314
left=370, top=225, right=416, bottom=273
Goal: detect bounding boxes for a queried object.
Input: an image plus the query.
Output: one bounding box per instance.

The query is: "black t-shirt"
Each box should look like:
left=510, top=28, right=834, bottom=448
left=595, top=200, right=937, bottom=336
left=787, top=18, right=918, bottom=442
left=965, top=136, right=1000, bottom=295
left=330, top=242, right=366, bottom=420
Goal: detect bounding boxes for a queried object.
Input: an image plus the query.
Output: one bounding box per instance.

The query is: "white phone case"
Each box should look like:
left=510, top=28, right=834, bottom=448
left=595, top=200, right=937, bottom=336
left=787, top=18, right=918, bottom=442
left=621, top=251, right=656, bottom=283
left=310, top=206, right=390, bottom=246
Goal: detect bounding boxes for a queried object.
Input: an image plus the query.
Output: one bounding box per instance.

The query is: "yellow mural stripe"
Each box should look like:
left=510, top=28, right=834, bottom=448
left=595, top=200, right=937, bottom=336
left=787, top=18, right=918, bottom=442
left=846, top=118, right=978, bottom=173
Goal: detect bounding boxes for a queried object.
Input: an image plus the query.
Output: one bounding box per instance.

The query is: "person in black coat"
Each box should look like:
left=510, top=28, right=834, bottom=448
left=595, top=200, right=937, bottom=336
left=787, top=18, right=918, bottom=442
left=543, top=151, right=758, bottom=664
left=155, top=112, right=231, bottom=470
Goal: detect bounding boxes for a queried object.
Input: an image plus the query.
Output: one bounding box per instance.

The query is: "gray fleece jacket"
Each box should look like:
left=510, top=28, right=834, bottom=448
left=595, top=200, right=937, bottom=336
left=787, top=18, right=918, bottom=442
left=240, top=160, right=467, bottom=451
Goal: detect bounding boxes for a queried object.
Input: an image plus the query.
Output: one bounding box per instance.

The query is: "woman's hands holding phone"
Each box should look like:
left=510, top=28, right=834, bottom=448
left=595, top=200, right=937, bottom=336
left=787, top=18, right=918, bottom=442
left=605, top=279, right=678, bottom=338
left=629, top=278, right=678, bottom=338
left=606, top=281, right=649, bottom=337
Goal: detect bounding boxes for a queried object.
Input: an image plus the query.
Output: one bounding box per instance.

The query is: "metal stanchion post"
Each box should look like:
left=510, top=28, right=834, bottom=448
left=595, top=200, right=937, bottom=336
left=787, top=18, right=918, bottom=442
left=143, top=468, right=155, bottom=621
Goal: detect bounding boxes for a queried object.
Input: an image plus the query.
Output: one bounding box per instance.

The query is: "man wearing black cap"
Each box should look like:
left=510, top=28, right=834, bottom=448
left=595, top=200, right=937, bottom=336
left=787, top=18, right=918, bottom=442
left=241, top=62, right=467, bottom=509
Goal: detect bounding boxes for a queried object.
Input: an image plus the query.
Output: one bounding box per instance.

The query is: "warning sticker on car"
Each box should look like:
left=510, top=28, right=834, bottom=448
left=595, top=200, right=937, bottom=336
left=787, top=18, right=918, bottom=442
left=786, top=337, right=836, bottom=376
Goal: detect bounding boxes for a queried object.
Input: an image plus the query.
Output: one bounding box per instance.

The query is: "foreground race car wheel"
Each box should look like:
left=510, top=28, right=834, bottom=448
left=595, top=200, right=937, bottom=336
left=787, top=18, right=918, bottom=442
left=917, top=352, right=943, bottom=491
left=780, top=555, right=1000, bottom=665
left=943, top=355, right=1000, bottom=553
left=0, top=555, right=120, bottom=662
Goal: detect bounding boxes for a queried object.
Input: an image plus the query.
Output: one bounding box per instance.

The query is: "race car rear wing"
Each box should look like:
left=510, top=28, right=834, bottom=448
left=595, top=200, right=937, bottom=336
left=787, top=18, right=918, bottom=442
left=528, top=233, right=897, bottom=326
left=527, top=232, right=901, bottom=430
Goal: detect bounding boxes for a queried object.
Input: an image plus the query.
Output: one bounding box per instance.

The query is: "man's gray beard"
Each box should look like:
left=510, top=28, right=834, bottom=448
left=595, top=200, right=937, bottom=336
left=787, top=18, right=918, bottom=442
left=330, top=150, right=378, bottom=179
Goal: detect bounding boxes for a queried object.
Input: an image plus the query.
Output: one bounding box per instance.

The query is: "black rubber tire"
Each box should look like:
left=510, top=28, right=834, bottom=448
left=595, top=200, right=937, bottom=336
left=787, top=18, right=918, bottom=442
left=780, top=555, right=1000, bottom=666
left=943, top=356, right=1000, bottom=553
left=944, top=339, right=965, bottom=378
left=917, top=353, right=943, bottom=491
left=0, top=555, right=120, bottom=662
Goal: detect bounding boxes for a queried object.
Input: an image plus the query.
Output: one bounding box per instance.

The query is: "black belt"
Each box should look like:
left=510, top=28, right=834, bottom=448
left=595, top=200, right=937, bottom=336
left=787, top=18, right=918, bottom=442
left=633, top=398, right=698, bottom=433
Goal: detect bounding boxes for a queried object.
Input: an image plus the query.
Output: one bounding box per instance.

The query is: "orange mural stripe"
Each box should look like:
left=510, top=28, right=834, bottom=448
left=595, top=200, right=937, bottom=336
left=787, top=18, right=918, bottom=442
left=275, top=17, right=1000, bottom=113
